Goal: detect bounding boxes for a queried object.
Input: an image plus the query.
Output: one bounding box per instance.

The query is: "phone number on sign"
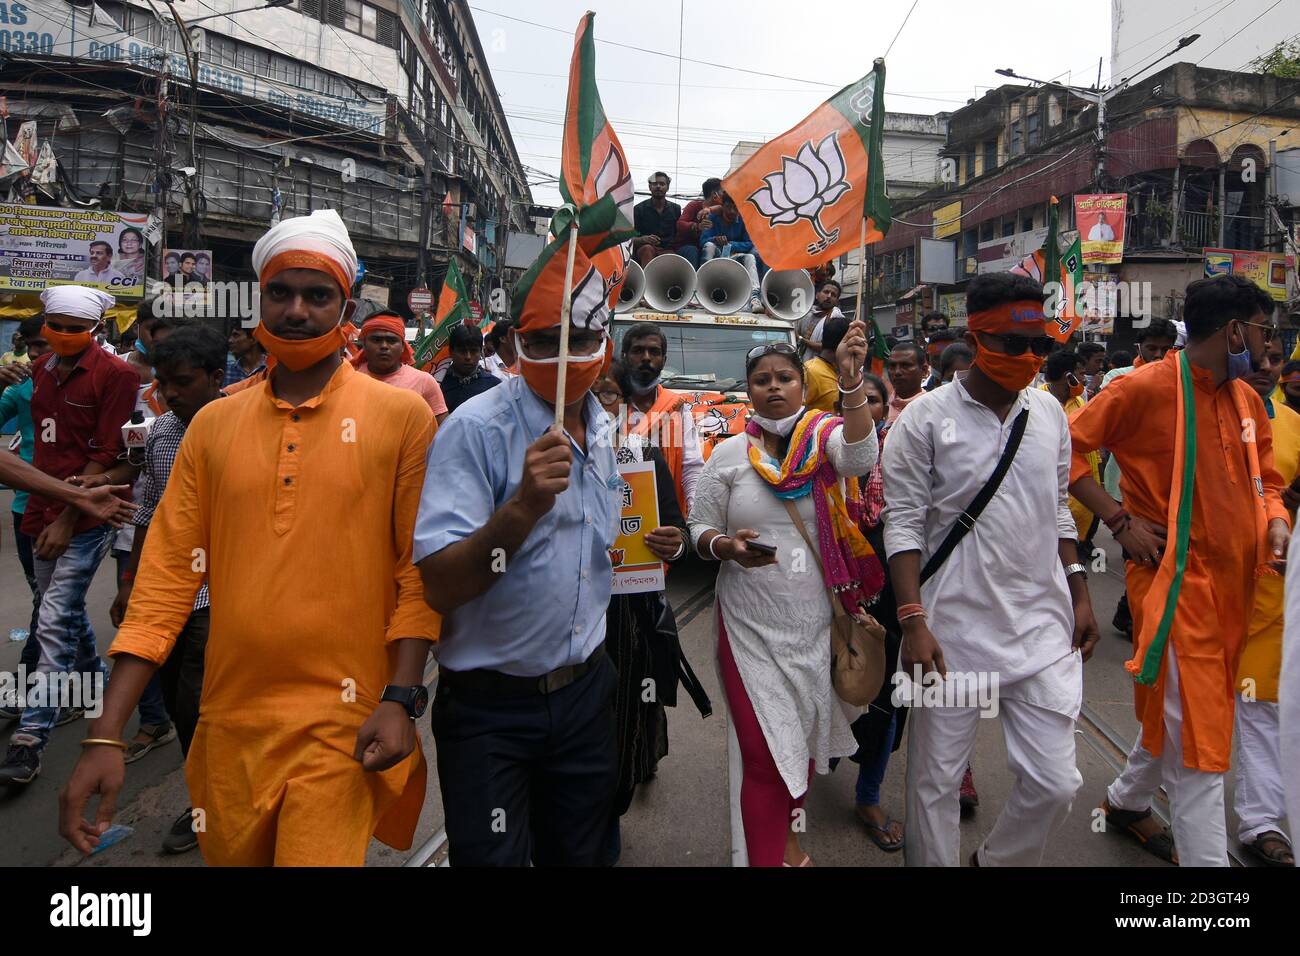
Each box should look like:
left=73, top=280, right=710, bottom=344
left=0, top=30, right=53, bottom=54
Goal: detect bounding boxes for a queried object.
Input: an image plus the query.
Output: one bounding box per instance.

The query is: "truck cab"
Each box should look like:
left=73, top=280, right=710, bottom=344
left=610, top=309, right=796, bottom=456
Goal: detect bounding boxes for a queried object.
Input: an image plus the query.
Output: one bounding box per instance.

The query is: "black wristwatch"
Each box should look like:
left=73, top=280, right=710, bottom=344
left=381, top=684, right=429, bottom=719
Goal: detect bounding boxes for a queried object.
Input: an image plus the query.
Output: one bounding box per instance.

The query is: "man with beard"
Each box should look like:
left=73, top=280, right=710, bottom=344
left=619, top=323, right=703, bottom=515
left=1069, top=274, right=1290, bottom=866
left=796, top=280, right=845, bottom=362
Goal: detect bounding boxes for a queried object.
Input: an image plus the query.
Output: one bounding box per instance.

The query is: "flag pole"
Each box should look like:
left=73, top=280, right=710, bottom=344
left=553, top=212, right=581, bottom=428
left=856, top=216, right=869, bottom=327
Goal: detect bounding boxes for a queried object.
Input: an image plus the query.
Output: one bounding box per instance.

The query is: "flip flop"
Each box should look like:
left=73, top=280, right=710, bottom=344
left=862, top=816, right=905, bottom=853
left=782, top=854, right=814, bottom=867
left=1243, top=830, right=1294, bottom=868
left=1101, top=801, right=1179, bottom=865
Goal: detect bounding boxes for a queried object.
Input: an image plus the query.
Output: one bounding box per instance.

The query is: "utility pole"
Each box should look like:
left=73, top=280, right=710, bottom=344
left=417, top=123, right=434, bottom=288
left=152, top=53, right=171, bottom=283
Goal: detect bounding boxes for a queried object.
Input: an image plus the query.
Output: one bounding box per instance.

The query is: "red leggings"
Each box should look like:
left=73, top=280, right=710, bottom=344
left=718, top=618, right=813, bottom=867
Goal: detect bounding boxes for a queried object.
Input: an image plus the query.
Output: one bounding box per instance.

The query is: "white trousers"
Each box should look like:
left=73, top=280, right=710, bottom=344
left=1105, top=645, right=1229, bottom=866
left=1233, top=699, right=1288, bottom=844
left=904, top=697, right=1082, bottom=867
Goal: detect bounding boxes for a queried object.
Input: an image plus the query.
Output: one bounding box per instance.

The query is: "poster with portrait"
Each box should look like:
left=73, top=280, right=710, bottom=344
left=610, top=461, right=664, bottom=595
left=1074, top=194, right=1127, bottom=266
left=0, top=203, right=147, bottom=297
left=161, top=249, right=213, bottom=290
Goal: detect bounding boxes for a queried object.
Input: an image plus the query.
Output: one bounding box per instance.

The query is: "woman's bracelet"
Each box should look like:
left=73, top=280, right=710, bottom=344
left=1103, top=508, right=1130, bottom=533
left=838, top=375, right=865, bottom=394
left=840, top=395, right=869, bottom=411
left=81, top=738, right=127, bottom=750
left=669, top=537, right=688, bottom=561
left=897, top=603, right=927, bottom=623
left=707, top=534, right=730, bottom=561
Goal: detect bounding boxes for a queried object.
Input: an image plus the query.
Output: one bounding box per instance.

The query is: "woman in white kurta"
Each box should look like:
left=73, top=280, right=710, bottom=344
left=690, top=321, right=878, bottom=866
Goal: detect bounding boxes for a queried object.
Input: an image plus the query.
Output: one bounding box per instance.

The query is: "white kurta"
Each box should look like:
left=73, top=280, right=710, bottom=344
left=689, top=425, right=878, bottom=797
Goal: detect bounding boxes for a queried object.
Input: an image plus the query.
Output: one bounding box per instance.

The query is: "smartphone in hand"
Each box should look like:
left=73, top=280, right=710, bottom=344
left=745, top=539, right=777, bottom=557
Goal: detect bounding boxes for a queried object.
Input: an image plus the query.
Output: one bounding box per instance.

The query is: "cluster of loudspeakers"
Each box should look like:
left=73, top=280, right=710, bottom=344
left=614, top=253, right=816, bottom=321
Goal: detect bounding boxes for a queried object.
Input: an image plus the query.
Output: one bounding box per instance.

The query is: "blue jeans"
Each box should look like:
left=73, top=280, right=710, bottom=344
left=855, top=710, right=898, bottom=807
left=676, top=244, right=699, bottom=268
left=12, top=510, right=40, bottom=667
left=13, top=524, right=113, bottom=751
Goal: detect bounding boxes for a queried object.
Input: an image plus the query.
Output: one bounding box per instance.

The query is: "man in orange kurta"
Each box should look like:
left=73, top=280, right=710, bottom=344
left=59, top=210, right=440, bottom=866
left=1068, top=275, right=1289, bottom=867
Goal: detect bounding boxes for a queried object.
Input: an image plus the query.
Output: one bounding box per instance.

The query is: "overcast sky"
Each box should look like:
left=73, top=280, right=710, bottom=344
left=469, top=0, right=1116, bottom=209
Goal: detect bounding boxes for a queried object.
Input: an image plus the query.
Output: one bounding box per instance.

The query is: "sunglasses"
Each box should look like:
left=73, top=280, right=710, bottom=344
left=982, top=333, right=1055, bottom=357
left=746, top=342, right=800, bottom=363
left=1238, top=320, right=1276, bottom=345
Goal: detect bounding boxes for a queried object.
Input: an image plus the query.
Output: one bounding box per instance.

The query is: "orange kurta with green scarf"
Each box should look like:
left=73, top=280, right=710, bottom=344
left=110, top=362, right=440, bottom=865
left=1068, top=352, right=1288, bottom=772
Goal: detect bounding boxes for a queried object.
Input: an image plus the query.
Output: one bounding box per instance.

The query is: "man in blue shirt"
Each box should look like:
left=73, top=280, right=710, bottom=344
left=224, top=325, right=267, bottom=386
left=438, top=322, right=500, bottom=415
left=415, top=236, right=620, bottom=866
left=701, top=192, right=765, bottom=312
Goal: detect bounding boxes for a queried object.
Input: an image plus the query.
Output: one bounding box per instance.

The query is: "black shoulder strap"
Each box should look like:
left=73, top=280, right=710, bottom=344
left=920, top=406, right=1029, bottom=586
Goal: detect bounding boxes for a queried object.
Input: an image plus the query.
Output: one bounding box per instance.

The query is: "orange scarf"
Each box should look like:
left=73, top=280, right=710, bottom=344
left=630, top=387, right=689, bottom=515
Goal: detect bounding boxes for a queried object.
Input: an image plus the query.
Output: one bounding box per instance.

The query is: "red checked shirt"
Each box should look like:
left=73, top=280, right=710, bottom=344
left=22, top=345, right=139, bottom=536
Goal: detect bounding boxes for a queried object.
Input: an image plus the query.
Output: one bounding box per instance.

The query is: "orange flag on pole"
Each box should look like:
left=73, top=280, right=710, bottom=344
left=723, top=60, right=891, bottom=270
left=556, top=11, right=636, bottom=247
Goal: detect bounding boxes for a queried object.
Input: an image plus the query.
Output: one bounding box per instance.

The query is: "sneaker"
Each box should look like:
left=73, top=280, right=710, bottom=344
left=0, top=743, right=41, bottom=787
left=959, top=764, right=979, bottom=816
left=54, top=706, right=85, bottom=727
left=123, top=722, right=177, bottom=764
left=161, top=808, right=199, bottom=854
left=745, top=293, right=762, bottom=314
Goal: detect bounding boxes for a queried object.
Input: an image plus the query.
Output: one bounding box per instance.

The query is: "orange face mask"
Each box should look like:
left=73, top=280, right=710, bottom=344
left=515, top=332, right=609, bottom=407
left=253, top=321, right=350, bottom=372
left=42, top=323, right=96, bottom=357
left=973, top=346, right=1041, bottom=393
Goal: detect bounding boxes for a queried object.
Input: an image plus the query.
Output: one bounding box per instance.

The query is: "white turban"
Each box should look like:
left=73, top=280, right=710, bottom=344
left=40, top=285, right=115, bottom=323
left=251, top=208, right=358, bottom=294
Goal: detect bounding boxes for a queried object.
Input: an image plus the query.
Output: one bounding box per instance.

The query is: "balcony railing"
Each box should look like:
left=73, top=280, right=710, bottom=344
left=1126, top=208, right=1267, bottom=252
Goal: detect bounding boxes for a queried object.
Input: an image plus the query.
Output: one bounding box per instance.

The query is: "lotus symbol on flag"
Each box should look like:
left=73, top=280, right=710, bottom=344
left=748, top=133, right=851, bottom=250
left=594, top=144, right=635, bottom=226
left=570, top=265, right=611, bottom=332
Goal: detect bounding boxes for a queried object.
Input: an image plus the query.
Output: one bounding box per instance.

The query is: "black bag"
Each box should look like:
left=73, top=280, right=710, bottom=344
left=919, top=406, right=1029, bottom=585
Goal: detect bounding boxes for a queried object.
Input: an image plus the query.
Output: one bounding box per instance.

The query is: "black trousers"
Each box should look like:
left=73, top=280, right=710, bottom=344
left=157, top=608, right=210, bottom=759
left=430, top=654, right=618, bottom=867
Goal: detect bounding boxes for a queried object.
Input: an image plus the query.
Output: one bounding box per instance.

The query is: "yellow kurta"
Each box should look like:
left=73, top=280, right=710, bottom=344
left=1237, top=400, right=1300, bottom=702
left=110, top=362, right=439, bottom=866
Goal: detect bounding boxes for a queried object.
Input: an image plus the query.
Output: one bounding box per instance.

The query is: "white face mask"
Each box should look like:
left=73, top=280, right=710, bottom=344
left=750, top=406, right=805, bottom=437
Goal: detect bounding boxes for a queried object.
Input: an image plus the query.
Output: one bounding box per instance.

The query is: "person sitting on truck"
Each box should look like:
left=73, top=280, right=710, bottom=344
left=701, top=193, right=764, bottom=314
left=674, top=177, right=724, bottom=269
left=619, top=323, right=705, bottom=515
left=632, top=172, right=684, bottom=268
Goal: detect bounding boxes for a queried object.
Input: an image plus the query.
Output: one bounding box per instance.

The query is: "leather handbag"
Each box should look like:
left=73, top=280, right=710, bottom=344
left=781, top=498, right=887, bottom=707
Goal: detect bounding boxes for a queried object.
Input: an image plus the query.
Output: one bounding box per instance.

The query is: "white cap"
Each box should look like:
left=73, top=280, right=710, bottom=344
left=40, top=285, right=116, bottom=323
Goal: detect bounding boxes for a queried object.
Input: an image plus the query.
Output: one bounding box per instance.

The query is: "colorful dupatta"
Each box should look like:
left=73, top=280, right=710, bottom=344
left=746, top=410, right=884, bottom=611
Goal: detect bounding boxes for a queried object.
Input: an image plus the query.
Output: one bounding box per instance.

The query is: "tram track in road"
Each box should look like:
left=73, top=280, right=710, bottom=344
left=404, top=581, right=719, bottom=867
left=1076, top=703, right=1248, bottom=867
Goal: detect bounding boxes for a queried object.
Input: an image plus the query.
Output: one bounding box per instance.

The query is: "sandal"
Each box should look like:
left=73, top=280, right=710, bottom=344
left=1243, top=830, right=1294, bottom=868
left=123, top=722, right=177, bottom=764
left=1101, top=799, right=1179, bottom=865
left=858, top=812, right=905, bottom=853
left=782, top=854, right=814, bottom=867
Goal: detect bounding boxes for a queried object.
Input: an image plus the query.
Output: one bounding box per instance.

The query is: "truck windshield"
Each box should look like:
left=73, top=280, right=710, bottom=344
left=611, top=322, right=791, bottom=392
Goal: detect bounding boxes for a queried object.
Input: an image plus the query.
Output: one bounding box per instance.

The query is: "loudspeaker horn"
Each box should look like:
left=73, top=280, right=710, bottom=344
left=642, top=253, right=698, bottom=313
left=760, top=269, right=816, bottom=322
left=696, top=257, right=753, bottom=315
left=615, top=260, right=645, bottom=313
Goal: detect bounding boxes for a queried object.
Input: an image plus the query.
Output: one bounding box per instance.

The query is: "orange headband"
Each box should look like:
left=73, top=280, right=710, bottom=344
left=260, top=250, right=352, bottom=298
left=352, top=313, right=413, bottom=366
left=967, top=300, right=1047, bottom=334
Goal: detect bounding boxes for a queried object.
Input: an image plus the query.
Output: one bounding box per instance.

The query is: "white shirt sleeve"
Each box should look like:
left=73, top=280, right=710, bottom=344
left=881, top=406, right=934, bottom=559
left=688, top=438, right=734, bottom=550
left=827, top=422, right=878, bottom=478
left=680, top=407, right=704, bottom=513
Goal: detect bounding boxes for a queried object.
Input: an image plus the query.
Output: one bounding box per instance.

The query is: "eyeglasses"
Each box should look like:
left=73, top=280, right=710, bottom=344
left=592, top=388, right=622, bottom=404
left=981, top=333, right=1055, bottom=357
left=517, top=330, right=606, bottom=359
left=746, top=342, right=800, bottom=363
left=1239, top=320, right=1276, bottom=344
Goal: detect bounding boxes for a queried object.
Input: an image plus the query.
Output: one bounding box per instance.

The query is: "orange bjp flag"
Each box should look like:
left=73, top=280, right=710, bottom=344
left=723, top=59, right=892, bottom=270
left=557, top=11, right=636, bottom=246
